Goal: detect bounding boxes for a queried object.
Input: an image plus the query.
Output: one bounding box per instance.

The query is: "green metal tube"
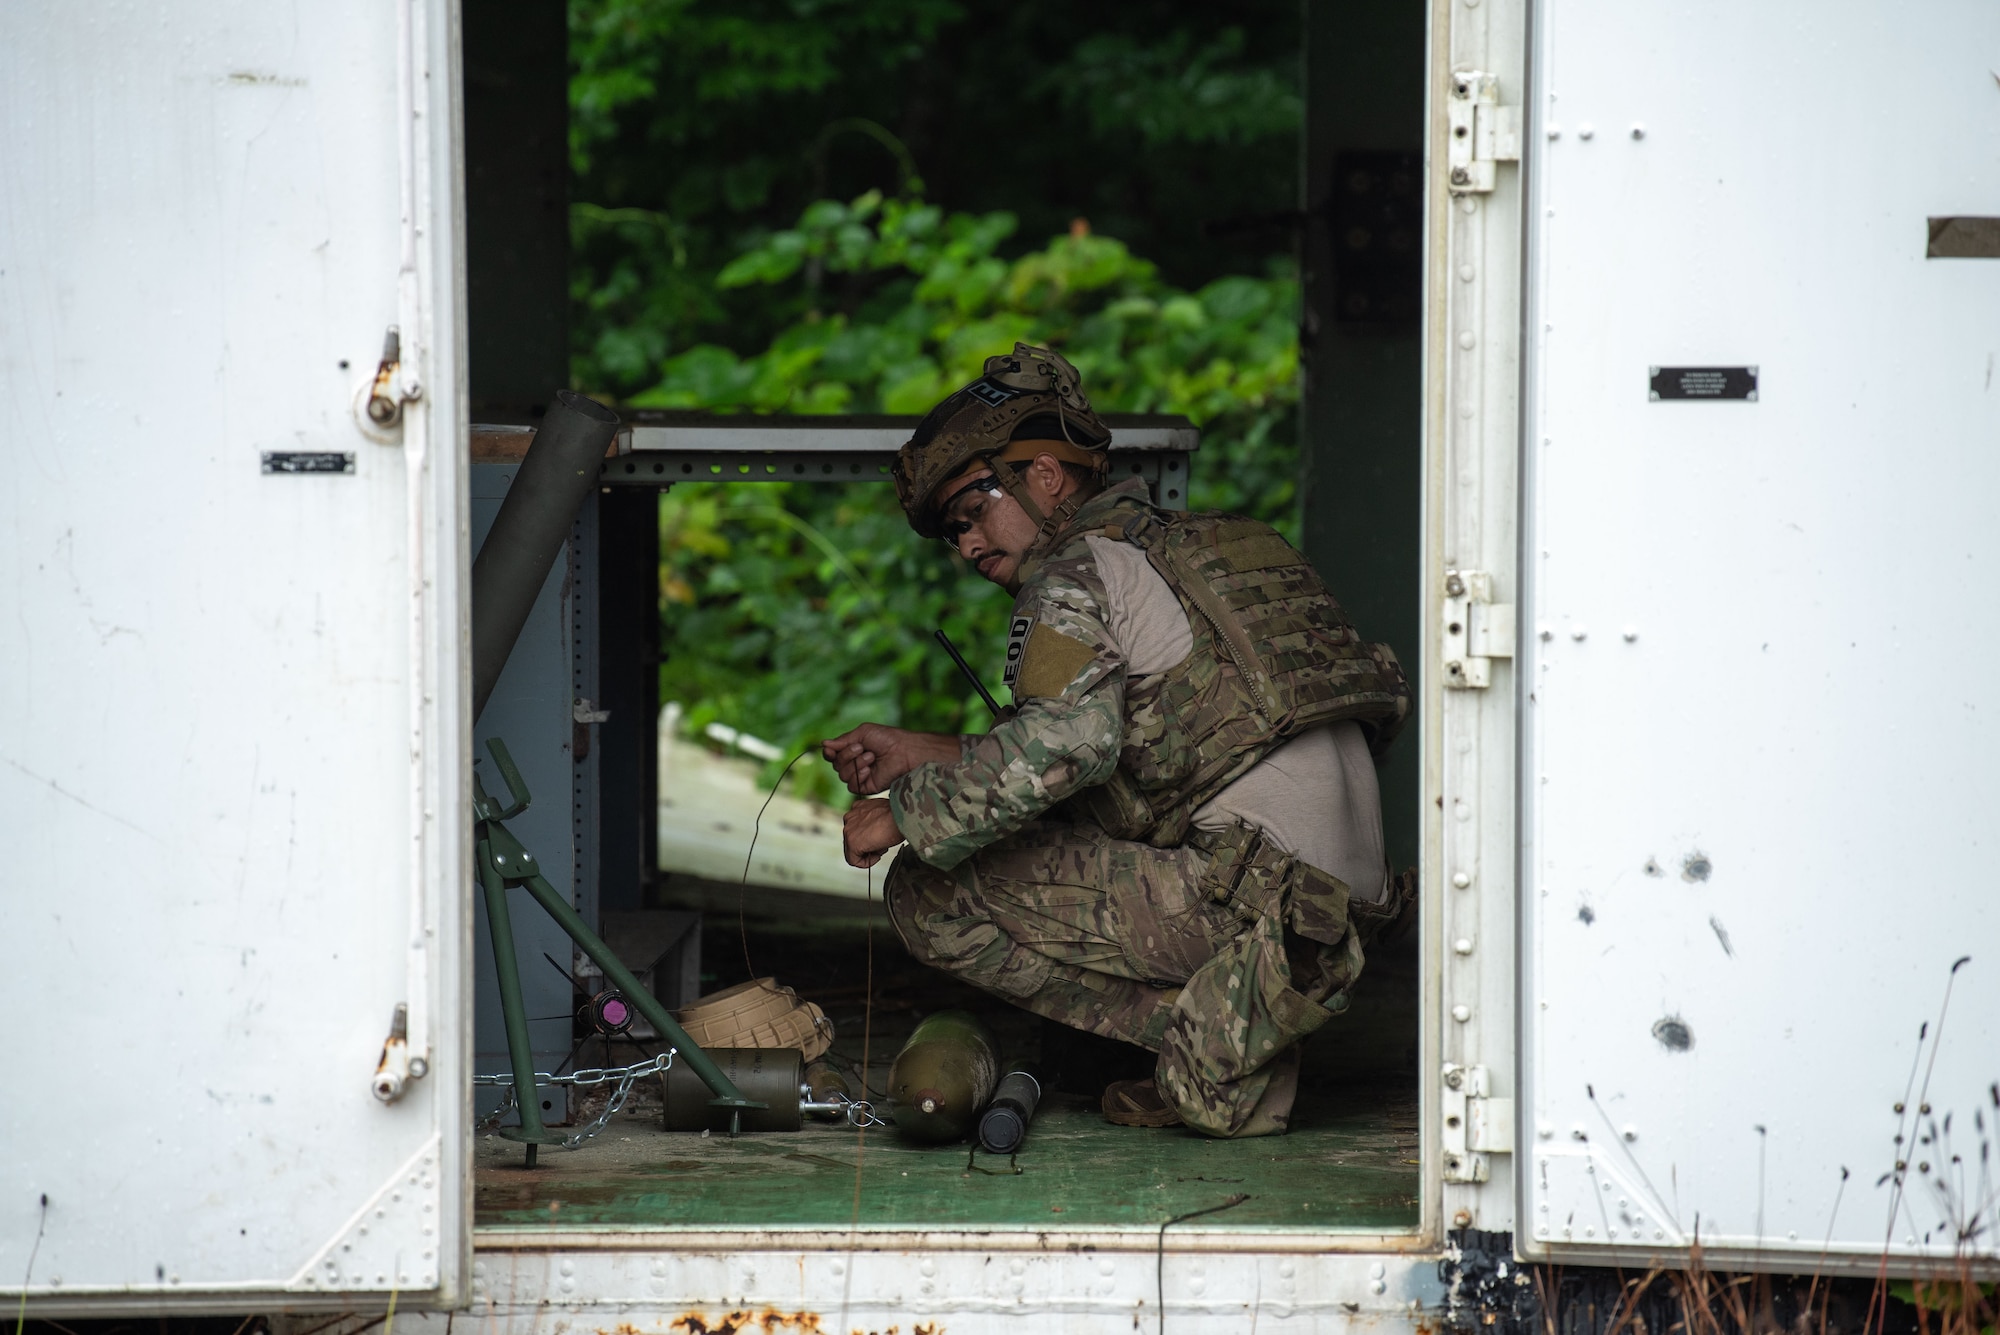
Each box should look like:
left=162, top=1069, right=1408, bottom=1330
left=477, top=835, right=549, bottom=1141
left=513, top=870, right=761, bottom=1113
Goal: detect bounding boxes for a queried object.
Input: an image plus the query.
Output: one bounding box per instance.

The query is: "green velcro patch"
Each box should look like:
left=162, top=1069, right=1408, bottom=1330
left=1013, top=621, right=1099, bottom=699
left=1216, top=533, right=1301, bottom=573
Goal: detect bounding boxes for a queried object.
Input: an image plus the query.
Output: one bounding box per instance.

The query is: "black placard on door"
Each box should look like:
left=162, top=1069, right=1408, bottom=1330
left=262, top=451, right=357, bottom=474
left=1649, top=366, right=1758, bottom=401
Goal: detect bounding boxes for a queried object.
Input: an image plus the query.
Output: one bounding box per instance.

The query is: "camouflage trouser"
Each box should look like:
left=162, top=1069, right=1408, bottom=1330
left=882, top=817, right=1365, bottom=1138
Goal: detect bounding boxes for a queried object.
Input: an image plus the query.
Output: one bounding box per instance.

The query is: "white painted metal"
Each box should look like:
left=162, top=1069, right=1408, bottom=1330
left=296, top=1244, right=1441, bottom=1334
left=0, top=0, right=469, bottom=1310
left=1519, top=0, right=2000, bottom=1270
left=1423, top=0, right=1528, bottom=1231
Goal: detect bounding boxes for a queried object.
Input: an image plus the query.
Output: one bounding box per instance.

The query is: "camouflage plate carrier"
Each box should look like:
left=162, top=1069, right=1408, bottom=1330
left=1025, top=488, right=1410, bottom=849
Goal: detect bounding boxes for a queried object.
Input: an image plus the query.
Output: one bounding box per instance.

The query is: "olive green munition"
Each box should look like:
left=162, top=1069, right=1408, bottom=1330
left=887, top=1010, right=1000, bottom=1143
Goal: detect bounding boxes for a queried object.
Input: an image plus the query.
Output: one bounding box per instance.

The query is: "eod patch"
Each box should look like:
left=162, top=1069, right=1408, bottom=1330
left=1002, top=615, right=1032, bottom=687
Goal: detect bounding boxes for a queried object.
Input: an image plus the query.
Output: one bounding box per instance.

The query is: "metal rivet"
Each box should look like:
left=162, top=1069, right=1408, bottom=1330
left=1622, top=628, right=1638, bottom=641
left=1457, top=331, right=1477, bottom=350
left=1452, top=871, right=1472, bottom=889
left=1630, top=124, right=1645, bottom=140
left=1570, top=627, right=1587, bottom=641
left=1458, top=265, right=1476, bottom=282
left=1578, top=123, right=1595, bottom=140
left=1452, top=1005, right=1471, bottom=1023
left=1547, top=126, right=1562, bottom=140
left=1623, top=1125, right=1638, bottom=1141
left=1453, top=938, right=1474, bottom=955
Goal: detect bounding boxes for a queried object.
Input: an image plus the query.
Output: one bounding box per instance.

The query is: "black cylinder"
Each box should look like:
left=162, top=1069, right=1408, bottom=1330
left=976, top=1067, right=1042, bottom=1155
left=661, top=1047, right=803, bottom=1133
left=470, top=390, right=621, bottom=720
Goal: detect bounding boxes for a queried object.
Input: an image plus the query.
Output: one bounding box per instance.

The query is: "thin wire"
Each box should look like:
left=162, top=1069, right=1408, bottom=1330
left=1157, top=1193, right=1250, bottom=1335
left=737, top=747, right=815, bottom=980
left=837, top=862, right=877, bottom=1335
left=852, top=863, right=876, bottom=1232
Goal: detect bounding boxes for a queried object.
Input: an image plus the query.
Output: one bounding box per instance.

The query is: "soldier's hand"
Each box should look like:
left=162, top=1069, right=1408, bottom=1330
left=842, top=797, right=903, bottom=869
left=821, top=724, right=961, bottom=795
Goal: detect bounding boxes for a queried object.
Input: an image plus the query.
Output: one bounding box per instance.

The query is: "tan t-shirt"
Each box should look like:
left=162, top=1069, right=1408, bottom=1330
left=1085, top=535, right=1389, bottom=903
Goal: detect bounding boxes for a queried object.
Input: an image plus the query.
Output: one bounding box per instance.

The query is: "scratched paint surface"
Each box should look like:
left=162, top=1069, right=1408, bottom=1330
left=473, top=1085, right=1418, bottom=1231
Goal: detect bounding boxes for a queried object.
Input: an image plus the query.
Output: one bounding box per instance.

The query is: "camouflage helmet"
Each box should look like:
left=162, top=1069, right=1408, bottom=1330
left=892, top=343, right=1112, bottom=538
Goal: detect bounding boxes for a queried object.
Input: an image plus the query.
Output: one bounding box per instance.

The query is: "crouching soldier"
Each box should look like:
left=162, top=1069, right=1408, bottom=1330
left=825, top=344, right=1410, bottom=1138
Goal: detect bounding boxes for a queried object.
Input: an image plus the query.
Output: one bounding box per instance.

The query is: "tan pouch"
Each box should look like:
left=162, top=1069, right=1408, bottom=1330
left=672, top=977, right=833, bottom=1062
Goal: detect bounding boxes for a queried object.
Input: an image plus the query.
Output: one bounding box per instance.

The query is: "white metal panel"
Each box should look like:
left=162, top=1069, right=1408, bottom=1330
left=0, top=0, right=468, bottom=1308
left=1422, top=0, right=1528, bottom=1236
left=293, top=1244, right=1443, bottom=1335
left=1520, top=0, right=2000, bottom=1269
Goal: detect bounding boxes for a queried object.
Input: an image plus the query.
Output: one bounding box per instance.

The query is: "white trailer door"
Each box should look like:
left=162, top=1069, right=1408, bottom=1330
left=0, top=0, right=468, bottom=1309
left=1519, top=0, right=2000, bottom=1269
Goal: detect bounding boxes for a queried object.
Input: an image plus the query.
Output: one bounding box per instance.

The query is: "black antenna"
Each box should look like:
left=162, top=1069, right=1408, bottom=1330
left=934, top=628, right=1001, bottom=716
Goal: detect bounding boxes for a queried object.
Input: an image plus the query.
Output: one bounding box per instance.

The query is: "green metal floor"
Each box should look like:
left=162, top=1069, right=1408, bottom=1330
left=474, top=1084, right=1419, bottom=1232
left=474, top=880, right=1420, bottom=1234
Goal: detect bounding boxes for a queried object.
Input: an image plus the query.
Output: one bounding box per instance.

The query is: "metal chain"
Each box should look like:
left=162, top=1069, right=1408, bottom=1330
left=474, top=1049, right=896, bottom=1141
left=473, top=1050, right=675, bottom=1149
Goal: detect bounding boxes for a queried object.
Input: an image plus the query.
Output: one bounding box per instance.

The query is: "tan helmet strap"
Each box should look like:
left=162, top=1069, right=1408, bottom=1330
left=991, top=462, right=1089, bottom=587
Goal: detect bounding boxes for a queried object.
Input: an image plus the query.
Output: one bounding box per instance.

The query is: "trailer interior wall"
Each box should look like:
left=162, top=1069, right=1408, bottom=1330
left=0, top=0, right=471, bottom=1312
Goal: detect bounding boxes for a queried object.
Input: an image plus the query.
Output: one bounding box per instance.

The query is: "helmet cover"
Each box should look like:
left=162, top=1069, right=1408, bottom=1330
left=893, top=343, right=1112, bottom=538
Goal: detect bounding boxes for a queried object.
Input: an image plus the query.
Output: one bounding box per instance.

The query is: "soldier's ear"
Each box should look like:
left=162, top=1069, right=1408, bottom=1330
left=1028, top=452, right=1066, bottom=499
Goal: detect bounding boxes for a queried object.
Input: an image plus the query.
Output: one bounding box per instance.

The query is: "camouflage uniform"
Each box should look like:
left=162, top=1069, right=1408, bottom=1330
left=886, top=479, right=1392, bottom=1138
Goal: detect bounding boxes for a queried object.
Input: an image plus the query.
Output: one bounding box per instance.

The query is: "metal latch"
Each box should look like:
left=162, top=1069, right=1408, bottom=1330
left=1443, top=570, right=1514, bottom=689
left=1442, top=1063, right=1515, bottom=1183
left=572, top=697, right=612, bottom=763
left=1447, top=72, right=1521, bottom=194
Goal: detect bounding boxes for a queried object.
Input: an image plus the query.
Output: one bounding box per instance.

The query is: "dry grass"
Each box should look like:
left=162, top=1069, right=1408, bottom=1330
left=1532, top=1243, right=1995, bottom=1335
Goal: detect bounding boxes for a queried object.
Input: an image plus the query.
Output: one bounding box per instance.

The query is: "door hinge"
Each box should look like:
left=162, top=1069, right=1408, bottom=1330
left=1444, top=570, right=1515, bottom=689
left=1448, top=72, right=1521, bottom=194
left=1443, top=1063, right=1515, bottom=1183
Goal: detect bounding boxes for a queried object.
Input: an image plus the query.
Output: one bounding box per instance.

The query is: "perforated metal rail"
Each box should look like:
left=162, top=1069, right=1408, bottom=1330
left=473, top=412, right=1199, bottom=509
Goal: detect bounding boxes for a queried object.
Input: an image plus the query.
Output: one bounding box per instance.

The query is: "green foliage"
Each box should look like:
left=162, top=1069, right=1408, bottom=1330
left=658, top=481, right=997, bottom=803
left=639, top=190, right=1301, bottom=522
left=568, top=1, right=1306, bottom=791
left=649, top=193, right=1300, bottom=799
left=567, top=0, right=1302, bottom=403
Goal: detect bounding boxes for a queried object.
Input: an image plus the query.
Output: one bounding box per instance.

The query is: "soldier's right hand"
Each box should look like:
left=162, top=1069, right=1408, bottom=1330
left=821, top=724, right=961, bottom=795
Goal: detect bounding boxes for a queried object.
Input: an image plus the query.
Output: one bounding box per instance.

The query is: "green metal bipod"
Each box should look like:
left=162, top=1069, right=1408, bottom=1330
left=474, top=736, right=764, bottom=1166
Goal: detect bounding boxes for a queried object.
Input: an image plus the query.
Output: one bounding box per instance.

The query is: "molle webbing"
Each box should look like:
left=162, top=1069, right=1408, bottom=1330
left=1077, top=501, right=1410, bottom=846
left=1157, top=516, right=1408, bottom=739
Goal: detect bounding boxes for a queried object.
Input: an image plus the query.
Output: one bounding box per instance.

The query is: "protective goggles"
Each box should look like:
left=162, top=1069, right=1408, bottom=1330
left=936, top=472, right=1008, bottom=550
